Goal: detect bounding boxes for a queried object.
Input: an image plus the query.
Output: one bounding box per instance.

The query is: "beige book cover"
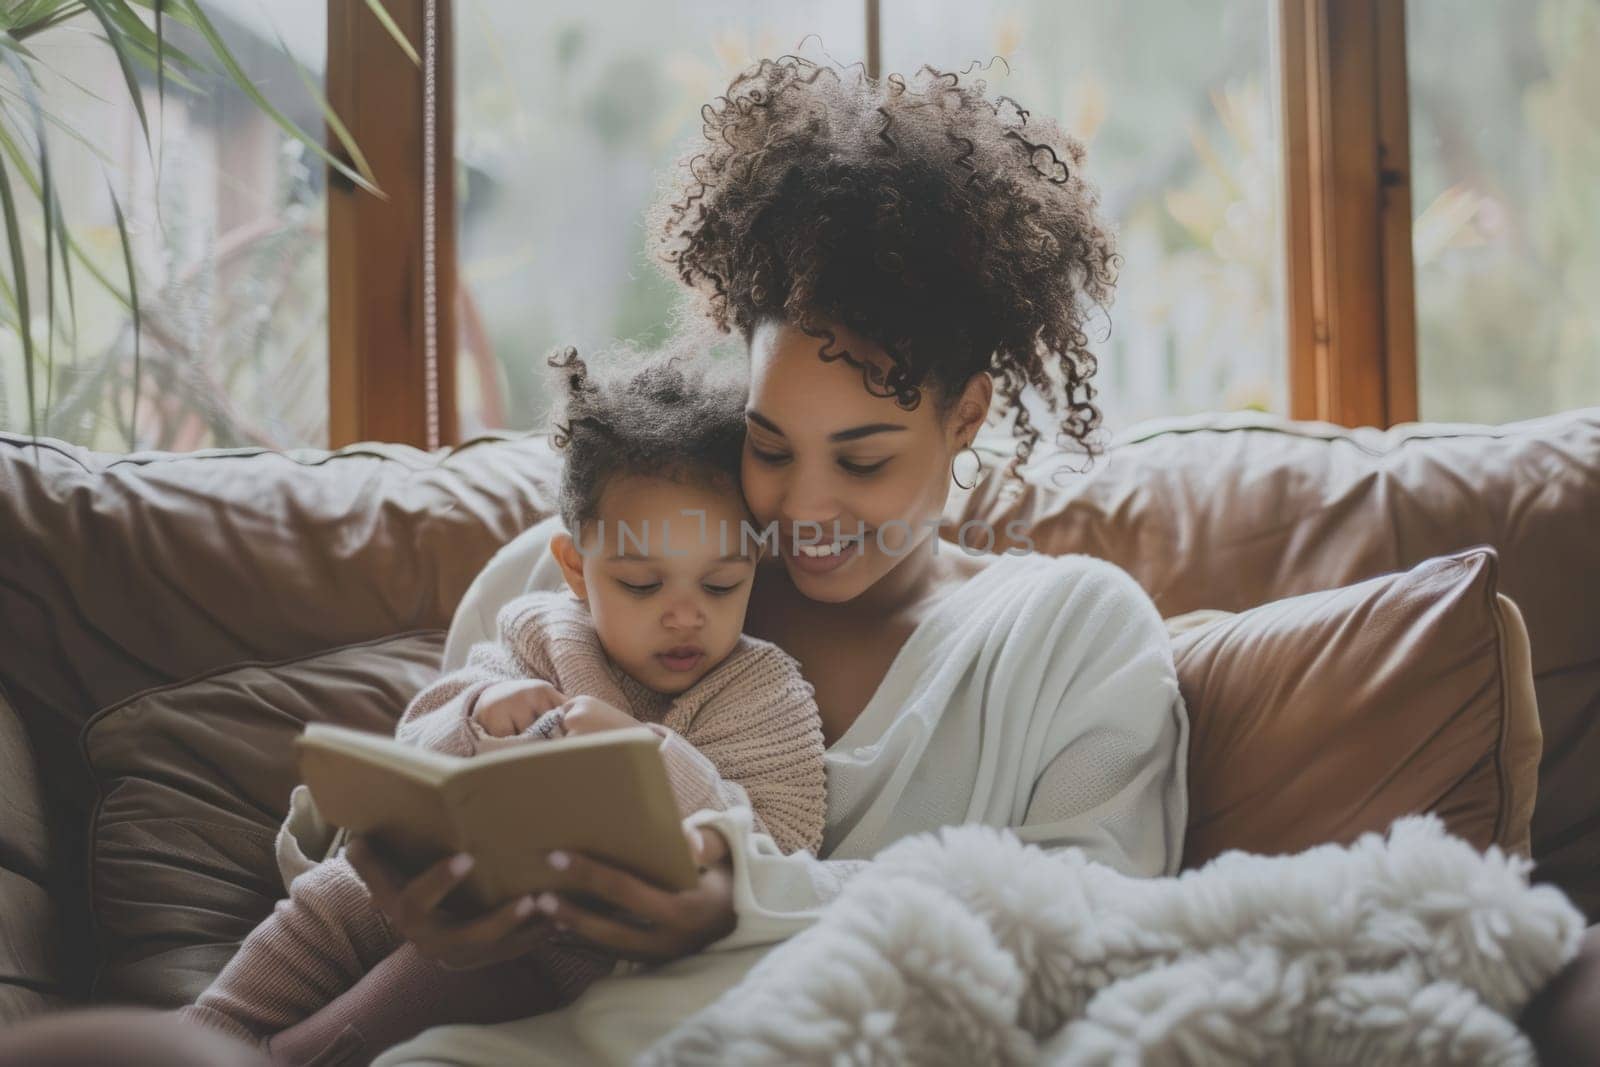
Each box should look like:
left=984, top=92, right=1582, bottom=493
left=296, top=723, right=699, bottom=912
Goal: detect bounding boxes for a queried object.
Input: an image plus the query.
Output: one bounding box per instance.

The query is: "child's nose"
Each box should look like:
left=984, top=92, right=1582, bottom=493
left=662, top=598, right=705, bottom=631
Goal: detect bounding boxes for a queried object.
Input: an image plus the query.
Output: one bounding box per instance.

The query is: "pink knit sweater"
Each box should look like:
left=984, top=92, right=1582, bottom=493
left=181, top=592, right=825, bottom=1059
left=397, top=591, right=827, bottom=855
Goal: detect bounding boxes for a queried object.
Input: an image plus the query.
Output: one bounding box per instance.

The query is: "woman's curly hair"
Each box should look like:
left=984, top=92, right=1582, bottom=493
left=547, top=346, right=747, bottom=532
left=651, top=55, right=1119, bottom=468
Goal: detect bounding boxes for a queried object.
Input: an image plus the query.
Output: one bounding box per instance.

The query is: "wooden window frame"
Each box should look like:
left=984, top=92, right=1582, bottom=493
left=1280, top=0, right=1417, bottom=427
left=324, top=0, right=1420, bottom=447
left=325, top=0, right=457, bottom=449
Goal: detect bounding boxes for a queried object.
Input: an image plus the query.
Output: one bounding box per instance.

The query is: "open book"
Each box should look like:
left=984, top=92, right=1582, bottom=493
left=296, top=723, right=700, bottom=912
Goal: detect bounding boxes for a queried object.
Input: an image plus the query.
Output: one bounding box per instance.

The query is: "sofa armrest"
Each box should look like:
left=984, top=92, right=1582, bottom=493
left=0, top=687, right=64, bottom=1020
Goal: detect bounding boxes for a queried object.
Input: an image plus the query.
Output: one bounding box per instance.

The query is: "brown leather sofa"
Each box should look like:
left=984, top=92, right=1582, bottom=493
left=2, top=409, right=1597, bottom=1057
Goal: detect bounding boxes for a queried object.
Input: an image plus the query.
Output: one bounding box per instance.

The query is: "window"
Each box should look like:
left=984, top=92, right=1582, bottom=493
left=453, top=1, right=866, bottom=435
left=1406, top=0, right=1600, bottom=424
left=881, top=0, right=1286, bottom=433
left=8, top=1, right=1596, bottom=453
left=0, top=2, right=330, bottom=451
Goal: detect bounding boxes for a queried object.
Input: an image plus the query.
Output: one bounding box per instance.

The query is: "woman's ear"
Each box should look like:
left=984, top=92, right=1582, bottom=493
left=951, top=371, right=994, bottom=448
left=549, top=532, right=589, bottom=601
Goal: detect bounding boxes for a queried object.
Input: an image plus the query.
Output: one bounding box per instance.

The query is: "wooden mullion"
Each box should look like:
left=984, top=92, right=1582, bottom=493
left=326, top=0, right=457, bottom=449
left=1375, top=0, right=1417, bottom=424
left=1280, top=0, right=1320, bottom=422
left=1279, top=0, right=1417, bottom=427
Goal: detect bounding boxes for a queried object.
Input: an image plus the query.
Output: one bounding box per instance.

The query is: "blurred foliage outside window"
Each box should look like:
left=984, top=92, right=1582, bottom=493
left=455, top=0, right=1286, bottom=439
left=1407, top=0, right=1600, bottom=425
left=0, top=0, right=329, bottom=452
left=452, top=1, right=865, bottom=437
left=5, top=1, right=1596, bottom=454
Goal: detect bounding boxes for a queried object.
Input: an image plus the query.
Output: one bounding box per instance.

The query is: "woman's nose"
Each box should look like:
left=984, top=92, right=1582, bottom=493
left=776, top=460, right=841, bottom=528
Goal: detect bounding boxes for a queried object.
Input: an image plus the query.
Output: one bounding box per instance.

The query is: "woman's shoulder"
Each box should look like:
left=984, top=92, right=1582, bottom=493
left=968, top=550, right=1168, bottom=648
left=973, top=549, right=1154, bottom=609
left=443, top=515, right=569, bottom=668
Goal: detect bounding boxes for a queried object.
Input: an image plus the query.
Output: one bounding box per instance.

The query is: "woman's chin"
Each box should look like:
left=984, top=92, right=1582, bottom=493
left=783, top=553, right=869, bottom=601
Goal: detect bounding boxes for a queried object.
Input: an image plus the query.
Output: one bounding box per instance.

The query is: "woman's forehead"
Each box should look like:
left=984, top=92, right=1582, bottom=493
left=747, top=320, right=931, bottom=426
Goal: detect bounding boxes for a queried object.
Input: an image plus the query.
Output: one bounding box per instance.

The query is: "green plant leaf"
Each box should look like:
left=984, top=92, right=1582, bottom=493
left=81, top=2, right=151, bottom=150
left=97, top=0, right=206, bottom=77
left=0, top=32, right=42, bottom=62
left=123, top=0, right=200, bottom=34
left=276, top=28, right=376, bottom=188
left=0, top=255, right=19, bottom=319
left=3, top=46, right=61, bottom=422
left=106, top=176, right=139, bottom=449
left=152, top=0, right=163, bottom=118
left=0, top=43, right=54, bottom=432
left=0, top=120, right=131, bottom=310
left=364, top=0, right=420, bottom=67
left=0, top=87, right=117, bottom=165
left=177, top=0, right=383, bottom=197
left=0, top=145, right=37, bottom=439
left=6, top=3, right=87, bottom=42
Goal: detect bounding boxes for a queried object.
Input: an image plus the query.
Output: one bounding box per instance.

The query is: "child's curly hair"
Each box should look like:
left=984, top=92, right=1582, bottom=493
left=547, top=347, right=747, bottom=533
left=651, top=56, right=1118, bottom=468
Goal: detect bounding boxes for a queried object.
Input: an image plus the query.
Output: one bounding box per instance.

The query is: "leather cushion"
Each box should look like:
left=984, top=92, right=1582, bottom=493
left=957, top=409, right=1599, bottom=914
left=1177, top=549, right=1541, bottom=870
left=81, top=633, right=443, bottom=1007
left=0, top=688, right=62, bottom=1021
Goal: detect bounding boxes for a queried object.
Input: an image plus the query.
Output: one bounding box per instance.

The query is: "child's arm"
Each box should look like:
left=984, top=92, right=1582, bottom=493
left=652, top=645, right=826, bottom=857
left=394, top=594, right=568, bottom=755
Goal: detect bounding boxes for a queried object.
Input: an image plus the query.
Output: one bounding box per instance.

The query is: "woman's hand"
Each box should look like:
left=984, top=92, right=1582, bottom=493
left=346, top=837, right=552, bottom=970
left=346, top=824, right=736, bottom=969
left=533, top=824, right=736, bottom=964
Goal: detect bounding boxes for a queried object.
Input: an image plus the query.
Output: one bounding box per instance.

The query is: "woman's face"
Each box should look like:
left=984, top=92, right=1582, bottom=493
left=741, top=319, right=987, bottom=604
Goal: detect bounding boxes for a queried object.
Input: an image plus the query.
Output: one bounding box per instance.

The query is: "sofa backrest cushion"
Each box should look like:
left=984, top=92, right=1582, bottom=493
left=0, top=688, right=64, bottom=1020
left=956, top=409, right=1598, bottom=914
left=1175, top=550, right=1542, bottom=873
left=80, top=633, right=441, bottom=1006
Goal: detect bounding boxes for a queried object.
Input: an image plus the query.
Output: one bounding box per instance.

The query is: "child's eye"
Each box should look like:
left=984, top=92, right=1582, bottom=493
left=617, top=580, right=661, bottom=595
left=839, top=458, right=889, bottom=476
left=703, top=581, right=743, bottom=596
left=749, top=446, right=791, bottom=466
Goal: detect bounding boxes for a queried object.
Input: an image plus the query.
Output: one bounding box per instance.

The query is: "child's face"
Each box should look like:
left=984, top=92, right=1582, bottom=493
left=553, top=475, right=758, bottom=696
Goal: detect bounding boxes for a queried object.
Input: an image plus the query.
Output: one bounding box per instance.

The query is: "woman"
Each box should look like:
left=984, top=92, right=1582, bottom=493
left=345, top=57, right=1189, bottom=1062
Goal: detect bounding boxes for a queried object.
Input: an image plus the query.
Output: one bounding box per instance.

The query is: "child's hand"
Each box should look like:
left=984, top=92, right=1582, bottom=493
left=557, top=695, right=639, bottom=737
left=472, top=679, right=567, bottom=737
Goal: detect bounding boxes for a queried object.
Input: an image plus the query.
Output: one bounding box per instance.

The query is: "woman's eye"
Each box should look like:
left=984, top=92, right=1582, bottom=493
left=749, top=446, right=791, bottom=466
left=839, top=458, right=889, bottom=476
left=703, top=581, right=743, bottom=596
left=617, top=580, right=661, bottom=595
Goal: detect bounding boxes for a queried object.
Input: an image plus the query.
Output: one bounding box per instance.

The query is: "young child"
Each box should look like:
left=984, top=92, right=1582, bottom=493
left=181, top=349, right=826, bottom=1066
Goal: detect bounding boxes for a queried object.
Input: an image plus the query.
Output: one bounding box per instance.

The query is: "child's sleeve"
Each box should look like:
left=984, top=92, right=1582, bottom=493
left=650, top=646, right=826, bottom=856
left=394, top=595, right=564, bottom=755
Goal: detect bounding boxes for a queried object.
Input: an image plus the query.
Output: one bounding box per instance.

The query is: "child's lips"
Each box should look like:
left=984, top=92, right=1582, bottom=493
left=657, top=647, right=705, bottom=672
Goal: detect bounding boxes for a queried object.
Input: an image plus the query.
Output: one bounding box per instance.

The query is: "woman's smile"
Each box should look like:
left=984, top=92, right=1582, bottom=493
left=785, top=535, right=865, bottom=576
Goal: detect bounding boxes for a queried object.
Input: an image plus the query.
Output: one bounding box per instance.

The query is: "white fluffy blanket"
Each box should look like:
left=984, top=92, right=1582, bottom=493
left=643, top=817, right=1582, bottom=1066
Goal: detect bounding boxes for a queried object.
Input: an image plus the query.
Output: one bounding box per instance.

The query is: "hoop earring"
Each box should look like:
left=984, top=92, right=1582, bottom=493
left=951, top=444, right=983, bottom=490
